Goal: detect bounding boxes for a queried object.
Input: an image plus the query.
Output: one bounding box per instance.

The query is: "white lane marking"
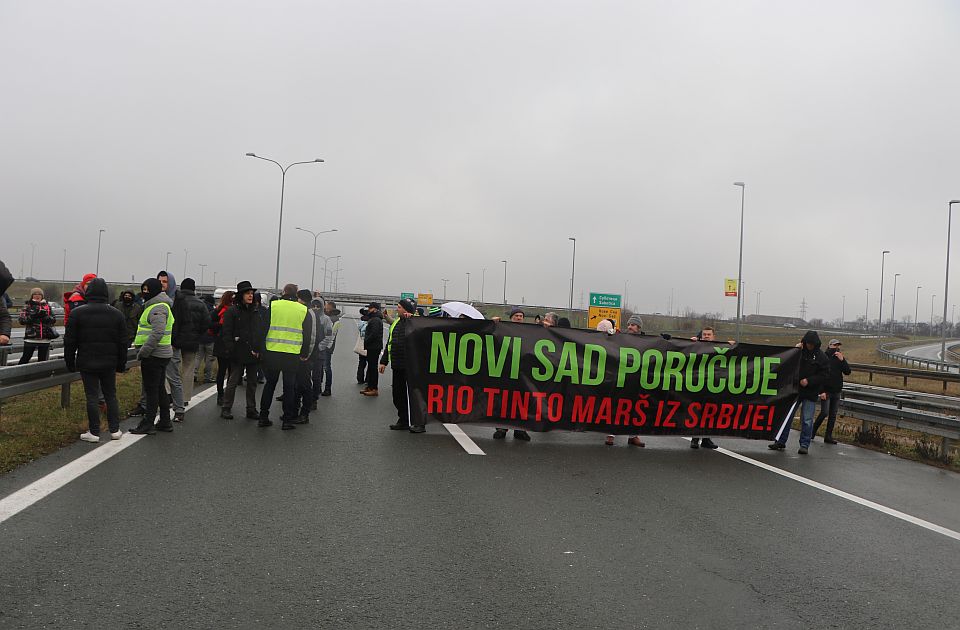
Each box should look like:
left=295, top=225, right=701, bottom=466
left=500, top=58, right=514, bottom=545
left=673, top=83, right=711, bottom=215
left=0, top=383, right=219, bottom=525
left=0, top=434, right=147, bottom=524
left=715, top=446, right=960, bottom=542
left=443, top=424, right=486, bottom=455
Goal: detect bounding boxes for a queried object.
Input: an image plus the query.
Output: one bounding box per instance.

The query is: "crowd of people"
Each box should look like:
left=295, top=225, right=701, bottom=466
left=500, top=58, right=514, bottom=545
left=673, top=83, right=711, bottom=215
left=0, top=259, right=850, bottom=453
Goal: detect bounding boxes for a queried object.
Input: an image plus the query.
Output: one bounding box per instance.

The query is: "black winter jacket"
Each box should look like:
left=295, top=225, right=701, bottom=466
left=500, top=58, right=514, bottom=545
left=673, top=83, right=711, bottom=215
left=221, top=302, right=264, bottom=364
left=172, top=289, right=211, bottom=352
left=798, top=330, right=830, bottom=401
left=63, top=278, right=128, bottom=373
left=112, top=293, right=143, bottom=345
left=380, top=317, right=409, bottom=370
left=0, top=260, right=14, bottom=340
left=364, top=312, right=384, bottom=350
left=823, top=347, right=851, bottom=393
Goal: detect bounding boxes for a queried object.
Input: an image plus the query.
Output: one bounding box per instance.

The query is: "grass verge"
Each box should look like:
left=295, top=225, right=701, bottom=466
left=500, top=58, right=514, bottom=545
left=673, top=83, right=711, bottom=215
left=0, top=369, right=142, bottom=475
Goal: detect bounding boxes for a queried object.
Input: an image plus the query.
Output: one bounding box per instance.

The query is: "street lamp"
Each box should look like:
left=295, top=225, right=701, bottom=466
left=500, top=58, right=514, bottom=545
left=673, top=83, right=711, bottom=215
left=314, top=254, right=340, bottom=293
left=501, top=260, right=508, bottom=305
left=246, top=152, right=324, bottom=290
left=183, top=249, right=188, bottom=280
left=756, top=289, right=762, bottom=315
left=568, top=237, right=576, bottom=310
left=481, top=268, right=486, bottom=303
left=29, top=243, right=37, bottom=278
left=841, top=294, right=845, bottom=327
left=890, top=272, right=901, bottom=332
left=61, top=249, right=67, bottom=296
left=931, top=294, right=937, bottom=332
left=198, top=263, right=207, bottom=288
left=165, top=251, right=171, bottom=270
left=466, top=272, right=471, bottom=301
left=878, top=250, right=890, bottom=334
left=733, top=182, right=746, bottom=343
left=864, top=288, right=869, bottom=330
left=296, top=226, right=338, bottom=291
left=941, top=200, right=960, bottom=361
left=441, top=278, right=449, bottom=301
left=915, top=286, right=922, bottom=336
left=95, top=229, right=106, bottom=276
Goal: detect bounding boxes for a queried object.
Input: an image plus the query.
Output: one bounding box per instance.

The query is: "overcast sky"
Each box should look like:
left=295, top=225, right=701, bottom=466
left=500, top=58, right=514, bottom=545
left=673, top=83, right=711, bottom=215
left=3, top=1, right=959, bottom=323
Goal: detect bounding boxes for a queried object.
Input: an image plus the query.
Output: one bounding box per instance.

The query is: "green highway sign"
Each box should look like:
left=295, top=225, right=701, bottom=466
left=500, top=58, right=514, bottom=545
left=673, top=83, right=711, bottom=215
left=401, top=292, right=415, bottom=300
left=589, top=292, right=621, bottom=308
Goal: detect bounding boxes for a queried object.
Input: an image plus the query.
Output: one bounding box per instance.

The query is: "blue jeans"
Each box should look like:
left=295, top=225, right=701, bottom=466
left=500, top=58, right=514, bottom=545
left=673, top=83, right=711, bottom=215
left=778, top=399, right=816, bottom=448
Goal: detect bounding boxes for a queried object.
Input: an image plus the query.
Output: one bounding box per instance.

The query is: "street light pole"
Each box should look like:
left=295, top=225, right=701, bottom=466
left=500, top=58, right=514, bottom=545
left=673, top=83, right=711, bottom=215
left=198, top=264, right=207, bottom=288
left=61, top=249, right=67, bottom=297
left=29, top=243, right=37, bottom=278
left=481, top=268, right=486, bottom=303
left=931, top=294, right=937, bottom=331
left=841, top=294, right=845, bottom=327
left=941, top=201, right=960, bottom=360
left=296, top=226, right=338, bottom=291
left=568, top=237, right=576, bottom=310
left=733, top=182, right=745, bottom=343
left=95, top=229, right=106, bottom=276
left=165, top=251, right=171, bottom=271
left=466, top=272, right=471, bottom=301
left=246, top=152, right=324, bottom=291
left=865, top=288, right=869, bottom=330
left=915, top=286, right=922, bottom=336
left=183, top=249, right=188, bottom=280
left=878, top=250, right=890, bottom=334
left=501, top=260, right=507, bottom=305
left=441, top=279, right=449, bottom=301
left=891, top=273, right=900, bottom=332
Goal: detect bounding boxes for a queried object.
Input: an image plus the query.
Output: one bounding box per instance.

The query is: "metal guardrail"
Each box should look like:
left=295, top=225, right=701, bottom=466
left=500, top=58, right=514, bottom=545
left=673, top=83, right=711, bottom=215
left=0, top=348, right=139, bottom=407
left=0, top=340, right=65, bottom=366
left=849, top=362, right=960, bottom=391
left=877, top=340, right=959, bottom=372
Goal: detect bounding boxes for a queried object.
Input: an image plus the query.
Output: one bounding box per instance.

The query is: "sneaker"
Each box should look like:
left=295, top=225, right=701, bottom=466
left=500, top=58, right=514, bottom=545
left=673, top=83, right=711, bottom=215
left=627, top=437, right=646, bottom=447
left=514, top=430, right=531, bottom=441
left=798, top=447, right=809, bottom=454
left=221, top=408, right=234, bottom=420
left=129, top=424, right=156, bottom=435
left=605, top=435, right=615, bottom=446
left=321, top=390, right=331, bottom=397
left=126, top=405, right=146, bottom=418
left=701, top=438, right=719, bottom=449
left=281, top=422, right=296, bottom=430
left=389, top=423, right=410, bottom=430
left=173, top=412, right=185, bottom=423
left=690, top=438, right=700, bottom=449
left=293, top=416, right=309, bottom=424
left=80, top=431, right=100, bottom=443
left=409, top=425, right=426, bottom=434
left=768, top=442, right=785, bottom=450
left=493, top=428, right=507, bottom=439
left=110, top=430, right=123, bottom=440
left=824, top=438, right=838, bottom=445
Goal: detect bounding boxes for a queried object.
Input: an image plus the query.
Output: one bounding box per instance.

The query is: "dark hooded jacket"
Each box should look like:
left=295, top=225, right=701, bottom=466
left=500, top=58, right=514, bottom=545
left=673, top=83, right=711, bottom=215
left=221, top=299, right=264, bottom=364
left=0, top=260, right=12, bottom=341
left=823, top=347, right=852, bottom=393
left=363, top=310, right=383, bottom=351
left=63, top=278, right=128, bottom=373
left=798, top=330, right=830, bottom=401
left=172, top=288, right=211, bottom=351
left=112, top=290, right=143, bottom=344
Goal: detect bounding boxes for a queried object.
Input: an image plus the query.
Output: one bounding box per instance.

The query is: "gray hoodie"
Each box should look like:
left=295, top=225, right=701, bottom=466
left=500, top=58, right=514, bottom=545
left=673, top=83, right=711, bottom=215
left=316, top=311, right=334, bottom=352
left=137, top=292, right=174, bottom=360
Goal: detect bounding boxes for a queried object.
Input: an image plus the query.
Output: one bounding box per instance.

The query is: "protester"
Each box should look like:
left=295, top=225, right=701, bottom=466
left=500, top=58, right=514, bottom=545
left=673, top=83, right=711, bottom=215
left=625, top=314, right=643, bottom=334
left=293, top=289, right=323, bottom=423
left=171, top=277, right=211, bottom=411
left=153, top=270, right=185, bottom=420
left=769, top=330, right=829, bottom=454
left=313, top=300, right=341, bottom=400
left=356, top=307, right=371, bottom=385
left=493, top=306, right=531, bottom=441
left=194, top=293, right=217, bottom=384
left=813, top=339, right=850, bottom=445
left=63, top=278, right=127, bottom=443
left=220, top=282, right=261, bottom=420
left=62, top=273, right=96, bottom=325
left=557, top=317, right=571, bottom=328
left=380, top=298, right=425, bottom=433
left=605, top=320, right=645, bottom=448
left=18, top=288, right=58, bottom=364
left=0, top=260, right=11, bottom=346
left=211, top=290, right=235, bottom=405
left=112, top=290, right=142, bottom=346
left=257, top=283, right=311, bottom=429
left=542, top=312, right=559, bottom=327
left=130, top=278, right=175, bottom=435
left=360, top=302, right=383, bottom=396
left=688, top=326, right=727, bottom=450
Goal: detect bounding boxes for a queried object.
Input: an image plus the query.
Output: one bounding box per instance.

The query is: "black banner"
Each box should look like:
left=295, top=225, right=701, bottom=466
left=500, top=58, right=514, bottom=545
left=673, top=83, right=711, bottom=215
left=404, top=318, right=801, bottom=439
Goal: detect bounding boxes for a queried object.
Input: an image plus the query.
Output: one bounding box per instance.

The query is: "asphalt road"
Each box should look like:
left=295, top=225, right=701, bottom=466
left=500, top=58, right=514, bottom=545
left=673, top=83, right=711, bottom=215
left=1, top=323, right=959, bottom=629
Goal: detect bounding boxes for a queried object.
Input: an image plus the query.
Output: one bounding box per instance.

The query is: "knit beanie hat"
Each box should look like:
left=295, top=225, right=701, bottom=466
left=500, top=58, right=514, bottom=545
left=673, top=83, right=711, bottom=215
left=398, top=298, right=417, bottom=314
left=627, top=314, right=643, bottom=329
left=180, top=278, right=196, bottom=291
left=142, top=277, right=163, bottom=300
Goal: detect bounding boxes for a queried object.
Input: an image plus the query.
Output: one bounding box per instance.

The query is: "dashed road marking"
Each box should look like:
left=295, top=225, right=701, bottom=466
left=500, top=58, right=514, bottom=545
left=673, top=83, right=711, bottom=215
left=443, top=424, right=486, bottom=455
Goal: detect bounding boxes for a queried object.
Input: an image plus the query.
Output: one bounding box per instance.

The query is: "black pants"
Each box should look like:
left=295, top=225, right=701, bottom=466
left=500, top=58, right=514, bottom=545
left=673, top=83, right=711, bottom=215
left=223, top=362, right=258, bottom=413
left=216, top=358, right=231, bottom=397
left=295, top=357, right=314, bottom=416
left=260, top=353, right=300, bottom=422
left=18, top=342, right=51, bottom=364
left=81, top=369, right=120, bottom=434
left=365, top=347, right=381, bottom=389
left=357, top=354, right=368, bottom=384
left=813, top=391, right=841, bottom=439
left=391, top=368, right=413, bottom=427
left=140, top=357, right=171, bottom=428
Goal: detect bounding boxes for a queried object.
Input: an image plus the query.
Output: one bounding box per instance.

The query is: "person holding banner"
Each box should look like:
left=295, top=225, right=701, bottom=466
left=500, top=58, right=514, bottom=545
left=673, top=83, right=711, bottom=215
left=604, top=317, right=645, bottom=447
left=380, top=298, right=425, bottom=433
left=689, top=326, right=729, bottom=450
left=493, top=307, right=531, bottom=441
left=360, top=302, right=383, bottom=396
left=768, top=330, right=829, bottom=454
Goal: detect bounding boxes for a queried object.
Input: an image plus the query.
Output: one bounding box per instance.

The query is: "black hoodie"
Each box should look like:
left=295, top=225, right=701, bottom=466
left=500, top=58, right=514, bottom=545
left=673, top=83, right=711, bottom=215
left=64, top=278, right=128, bottom=373
left=798, top=330, right=830, bottom=401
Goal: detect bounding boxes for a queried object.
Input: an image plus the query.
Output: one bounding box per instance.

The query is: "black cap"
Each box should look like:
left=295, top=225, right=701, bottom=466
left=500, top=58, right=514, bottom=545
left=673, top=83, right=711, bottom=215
left=367, top=302, right=381, bottom=310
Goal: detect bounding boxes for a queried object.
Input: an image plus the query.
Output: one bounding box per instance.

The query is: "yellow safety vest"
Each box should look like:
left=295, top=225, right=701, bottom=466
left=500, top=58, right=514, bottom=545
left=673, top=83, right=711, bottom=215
left=265, top=299, right=307, bottom=354
left=134, top=302, right=174, bottom=347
